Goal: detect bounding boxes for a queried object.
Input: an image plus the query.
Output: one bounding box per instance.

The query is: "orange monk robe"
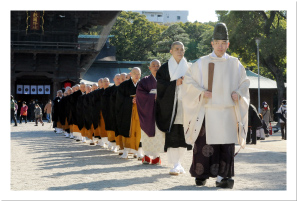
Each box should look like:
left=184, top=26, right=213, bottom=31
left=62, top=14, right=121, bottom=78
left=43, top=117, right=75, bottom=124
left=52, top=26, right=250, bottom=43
left=122, top=103, right=141, bottom=151
left=99, top=111, right=108, bottom=137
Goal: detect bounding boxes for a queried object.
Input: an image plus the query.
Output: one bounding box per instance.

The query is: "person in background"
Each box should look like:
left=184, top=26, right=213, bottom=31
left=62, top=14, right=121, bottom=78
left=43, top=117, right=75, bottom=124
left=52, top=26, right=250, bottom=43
left=20, top=101, right=28, bottom=124
left=276, top=100, right=287, bottom=140
left=29, top=100, right=36, bottom=122
left=11, top=95, right=17, bottom=126
left=256, top=114, right=269, bottom=140
left=44, top=100, right=52, bottom=123
left=14, top=100, right=18, bottom=120
left=34, top=104, right=44, bottom=126
left=247, top=104, right=262, bottom=145
left=260, top=101, right=272, bottom=137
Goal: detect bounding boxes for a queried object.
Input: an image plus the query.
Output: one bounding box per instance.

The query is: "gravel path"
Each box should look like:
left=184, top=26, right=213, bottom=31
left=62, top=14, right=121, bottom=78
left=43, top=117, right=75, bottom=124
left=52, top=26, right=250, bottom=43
left=10, top=121, right=287, bottom=192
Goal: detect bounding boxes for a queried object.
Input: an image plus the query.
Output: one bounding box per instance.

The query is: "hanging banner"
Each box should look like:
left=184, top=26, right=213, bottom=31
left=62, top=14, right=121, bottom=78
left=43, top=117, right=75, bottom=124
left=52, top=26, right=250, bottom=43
left=24, top=85, right=30, bottom=94
left=31, top=85, right=37, bottom=94
left=38, top=85, right=44, bottom=94
left=16, top=85, right=23, bottom=94
left=44, top=85, right=50, bottom=94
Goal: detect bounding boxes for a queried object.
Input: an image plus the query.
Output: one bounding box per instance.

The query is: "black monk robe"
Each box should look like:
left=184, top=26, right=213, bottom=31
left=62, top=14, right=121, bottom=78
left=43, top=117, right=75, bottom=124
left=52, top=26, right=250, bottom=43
left=76, top=93, right=86, bottom=130
left=156, top=62, right=192, bottom=151
left=91, top=88, right=104, bottom=130
left=52, top=96, right=62, bottom=123
left=68, top=90, right=82, bottom=126
left=116, top=79, right=137, bottom=137
left=156, top=62, right=177, bottom=132
left=83, top=92, right=94, bottom=130
left=102, top=85, right=116, bottom=131
left=110, top=85, right=120, bottom=136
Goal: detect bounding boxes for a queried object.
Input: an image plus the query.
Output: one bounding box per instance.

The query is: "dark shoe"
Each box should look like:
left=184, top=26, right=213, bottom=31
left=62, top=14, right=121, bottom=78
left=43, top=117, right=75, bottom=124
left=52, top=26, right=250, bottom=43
left=35, top=125, right=38, bottom=126
left=257, top=137, right=260, bottom=140
left=42, top=123, right=44, bottom=126
left=259, top=138, right=265, bottom=140
left=216, top=178, right=234, bottom=189
left=195, top=178, right=207, bottom=186
left=76, top=139, right=81, bottom=142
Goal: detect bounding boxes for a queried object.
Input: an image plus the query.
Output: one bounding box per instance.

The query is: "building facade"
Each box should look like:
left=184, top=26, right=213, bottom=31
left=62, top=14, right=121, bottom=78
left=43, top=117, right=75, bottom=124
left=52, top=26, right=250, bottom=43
left=135, top=10, right=188, bottom=24
left=11, top=11, right=120, bottom=107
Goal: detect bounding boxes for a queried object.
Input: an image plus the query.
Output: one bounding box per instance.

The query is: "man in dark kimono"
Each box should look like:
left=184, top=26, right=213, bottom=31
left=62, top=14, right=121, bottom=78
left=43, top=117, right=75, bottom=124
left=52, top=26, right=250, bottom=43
left=52, top=90, right=63, bottom=134
left=110, top=74, right=124, bottom=154
left=116, top=67, right=143, bottom=159
left=136, top=59, right=165, bottom=165
left=91, top=78, right=105, bottom=147
left=102, top=77, right=119, bottom=152
left=75, top=83, right=87, bottom=142
left=68, top=84, right=83, bottom=140
left=156, top=41, right=192, bottom=175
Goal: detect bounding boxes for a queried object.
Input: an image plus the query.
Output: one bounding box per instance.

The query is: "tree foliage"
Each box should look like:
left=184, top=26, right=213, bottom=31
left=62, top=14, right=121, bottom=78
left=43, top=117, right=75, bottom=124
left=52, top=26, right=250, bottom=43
left=216, top=11, right=286, bottom=106
left=109, top=11, right=166, bottom=61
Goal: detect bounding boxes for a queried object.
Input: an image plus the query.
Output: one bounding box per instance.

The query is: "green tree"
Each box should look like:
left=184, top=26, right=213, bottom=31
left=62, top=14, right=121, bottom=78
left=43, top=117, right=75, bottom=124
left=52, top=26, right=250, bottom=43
left=216, top=11, right=286, bottom=107
left=155, top=23, right=190, bottom=54
left=179, top=22, right=215, bottom=60
left=109, top=11, right=165, bottom=61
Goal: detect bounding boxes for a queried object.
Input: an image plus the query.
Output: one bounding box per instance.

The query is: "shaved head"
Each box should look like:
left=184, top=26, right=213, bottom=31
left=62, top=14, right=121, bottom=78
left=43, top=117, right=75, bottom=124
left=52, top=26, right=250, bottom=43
left=103, top=77, right=110, bottom=89
left=98, top=78, right=103, bottom=89
left=114, top=74, right=121, bottom=86
left=131, top=67, right=141, bottom=83
left=120, top=73, right=127, bottom=82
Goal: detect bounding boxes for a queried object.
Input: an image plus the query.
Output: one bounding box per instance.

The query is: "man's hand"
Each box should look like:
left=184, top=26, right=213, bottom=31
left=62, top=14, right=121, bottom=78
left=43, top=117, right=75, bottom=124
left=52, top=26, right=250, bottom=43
left=176, top=77, right=184, bottom=86
left=204, top=91, right=212, bottom=98
left=132, top=97, right=136, bottom=104
left=231, top=92, right=238, bottom=101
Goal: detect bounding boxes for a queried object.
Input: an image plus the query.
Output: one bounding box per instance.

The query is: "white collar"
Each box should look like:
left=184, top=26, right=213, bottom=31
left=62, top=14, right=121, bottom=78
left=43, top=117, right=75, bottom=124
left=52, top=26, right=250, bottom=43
left=168, top=56, right=188, bottom=81
left=152, top=74, right=157, bottom=81
left=132, top=80, right=138, bottom=87
left=211, top=51, right=229, bottom=59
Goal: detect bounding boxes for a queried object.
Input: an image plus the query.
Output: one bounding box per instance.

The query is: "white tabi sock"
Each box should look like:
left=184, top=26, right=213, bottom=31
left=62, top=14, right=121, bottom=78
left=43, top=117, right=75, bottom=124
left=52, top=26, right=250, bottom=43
left=217, top=175, right=224, bottom=182
left=137, top=147, right=144, bottom=158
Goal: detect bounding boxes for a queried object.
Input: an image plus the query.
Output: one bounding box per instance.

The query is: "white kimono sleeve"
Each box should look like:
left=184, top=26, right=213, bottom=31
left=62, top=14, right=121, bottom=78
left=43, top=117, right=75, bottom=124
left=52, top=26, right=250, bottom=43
left=182, top=60, right=206, bottom=145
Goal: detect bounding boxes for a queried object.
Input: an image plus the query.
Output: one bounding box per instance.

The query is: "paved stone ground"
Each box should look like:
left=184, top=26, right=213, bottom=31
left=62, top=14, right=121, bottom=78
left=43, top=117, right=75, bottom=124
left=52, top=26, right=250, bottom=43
left=10, top=121, right=287, bottom=193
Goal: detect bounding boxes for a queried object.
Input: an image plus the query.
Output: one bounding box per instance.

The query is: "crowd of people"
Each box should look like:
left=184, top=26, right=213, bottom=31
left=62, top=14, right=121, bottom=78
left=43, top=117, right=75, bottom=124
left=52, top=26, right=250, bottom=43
left=10, top=97, right=52, bottom=126
left=11, top=23, right=287, bottom=189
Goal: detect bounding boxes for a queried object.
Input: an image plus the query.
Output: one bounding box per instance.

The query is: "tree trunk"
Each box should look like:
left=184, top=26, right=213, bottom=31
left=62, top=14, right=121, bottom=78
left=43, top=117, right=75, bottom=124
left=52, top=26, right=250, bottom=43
left=263, top=55, right=286, bottom=108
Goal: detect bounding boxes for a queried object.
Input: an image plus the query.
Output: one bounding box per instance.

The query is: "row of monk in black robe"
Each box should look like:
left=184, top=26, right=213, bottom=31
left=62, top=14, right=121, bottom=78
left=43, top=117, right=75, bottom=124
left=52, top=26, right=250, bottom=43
left=51, top=52, right=195, bottom=180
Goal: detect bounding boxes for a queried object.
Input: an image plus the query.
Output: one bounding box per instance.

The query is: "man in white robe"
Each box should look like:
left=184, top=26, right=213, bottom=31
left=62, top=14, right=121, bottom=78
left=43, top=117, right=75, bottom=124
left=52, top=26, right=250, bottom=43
left=182, top=23, right=250, bottom=188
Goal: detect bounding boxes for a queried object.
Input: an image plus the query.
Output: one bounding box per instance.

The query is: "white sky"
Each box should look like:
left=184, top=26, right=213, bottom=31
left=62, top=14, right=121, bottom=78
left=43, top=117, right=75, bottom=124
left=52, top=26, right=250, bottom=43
left=188, top=9, right=218, bottom=22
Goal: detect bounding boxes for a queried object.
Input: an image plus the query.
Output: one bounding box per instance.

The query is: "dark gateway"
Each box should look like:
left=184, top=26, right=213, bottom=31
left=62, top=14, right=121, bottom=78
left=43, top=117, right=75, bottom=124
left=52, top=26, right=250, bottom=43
left=11, top=10, right=120, bottom=109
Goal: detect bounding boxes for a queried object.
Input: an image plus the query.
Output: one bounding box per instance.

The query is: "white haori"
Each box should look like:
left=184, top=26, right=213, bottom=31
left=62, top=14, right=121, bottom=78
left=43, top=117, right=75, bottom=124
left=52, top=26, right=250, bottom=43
left=182, top=52, right=250, bottom=146
left=141, top=124, right=165, bottom=155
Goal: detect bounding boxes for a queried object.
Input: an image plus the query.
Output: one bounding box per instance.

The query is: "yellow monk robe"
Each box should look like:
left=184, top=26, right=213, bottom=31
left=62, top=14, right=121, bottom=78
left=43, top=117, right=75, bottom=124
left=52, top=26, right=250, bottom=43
left=99, top=111, right=108, bottom=137
left=115, top=135, right=124, bottom=150
left=85, top=124, right=94, bottom=140
left=107, top=131, right=116, bottom=142
left=122, top=103, right=141, bottom=150
left=80, top=127, right=87, bottom=137
left=73, top=124, right=80, bottom=132
left=57, top=121, right=63, bottom=129
left=94, top=125, right=101, bottom=137
left=62, top=118, right=70, bottom=130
